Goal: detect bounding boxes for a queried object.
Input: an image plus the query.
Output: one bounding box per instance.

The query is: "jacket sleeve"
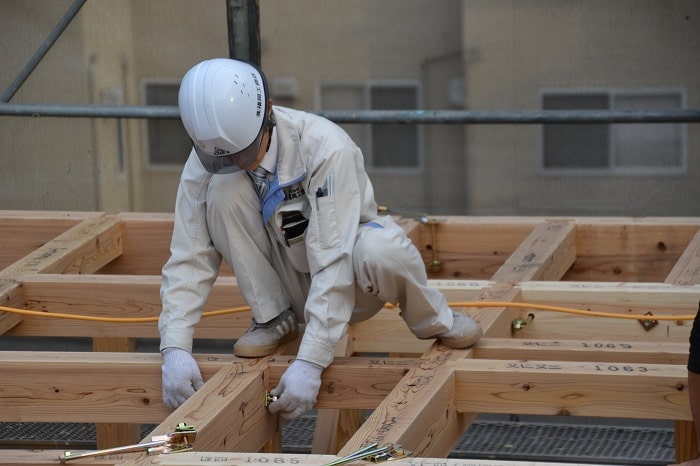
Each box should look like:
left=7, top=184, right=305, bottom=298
left=158, top=151, right=222, bottom=353
left=296, top=146, right=364, bottom=367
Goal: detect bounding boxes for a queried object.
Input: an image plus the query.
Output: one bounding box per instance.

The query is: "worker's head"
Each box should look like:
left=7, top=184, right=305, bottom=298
left=178, top=58, right=274, bottom=174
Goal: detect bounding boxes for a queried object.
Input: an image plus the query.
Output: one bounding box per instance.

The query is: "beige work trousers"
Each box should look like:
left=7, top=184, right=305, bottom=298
left=204, top=171, right=453, bottom=341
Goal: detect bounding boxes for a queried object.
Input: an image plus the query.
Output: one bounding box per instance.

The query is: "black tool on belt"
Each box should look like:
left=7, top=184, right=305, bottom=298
left=280, top=210, right=308, bottom=246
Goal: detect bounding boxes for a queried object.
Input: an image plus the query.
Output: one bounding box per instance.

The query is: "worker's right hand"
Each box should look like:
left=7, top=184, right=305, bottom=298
left=161, top=347, right=204, bottom=410
left=268, top=359, right=323, bottom=420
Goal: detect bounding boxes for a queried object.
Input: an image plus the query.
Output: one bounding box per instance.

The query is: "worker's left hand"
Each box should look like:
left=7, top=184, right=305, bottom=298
left=268, top=359, right=323, bottom=420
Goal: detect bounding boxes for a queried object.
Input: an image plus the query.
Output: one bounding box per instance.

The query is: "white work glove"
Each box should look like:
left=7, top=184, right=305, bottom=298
left=268, top=359, right=323, bottom=420
left=161, top=347, right=204, bottom=410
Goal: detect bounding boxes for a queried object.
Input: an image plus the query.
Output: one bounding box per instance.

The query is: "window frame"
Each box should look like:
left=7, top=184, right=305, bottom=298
left=317, top=79, right=424, bottom=174
left=141, top=78, right=191, bottom=171
left=538, top=88, right=687, bottom=176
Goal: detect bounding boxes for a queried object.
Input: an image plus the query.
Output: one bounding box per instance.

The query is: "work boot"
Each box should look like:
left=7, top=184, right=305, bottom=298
left=435, top=311, right=482, bottom=348
left=234, top=308, right=299, bottom=358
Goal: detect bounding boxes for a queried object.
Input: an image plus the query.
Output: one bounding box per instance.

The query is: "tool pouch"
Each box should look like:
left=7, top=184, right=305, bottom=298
left=281, top=210, right=308, bottom=246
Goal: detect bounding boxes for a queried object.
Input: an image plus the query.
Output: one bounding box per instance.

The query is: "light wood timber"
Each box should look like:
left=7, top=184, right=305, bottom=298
left=339, top=220, right=578, bottom=458
left=3, top=348, right=686, bottom=424
left=0, top=450, right=627, bottom=466
left=143, top=359, right=277, bottom=453
left=0, top=210, right=103, bottom=271
left=0, top=280, right=24, bottom=333
left=4, top=213, right=700, bottom=463
left=311, top=334, right=365, bottom=454
left=491, top=221, right=576, bottom=284
left=10, top=275, right=698, bottom=342
left=11, top=274, right=249, bottom=339
left=475, top=338, right=689, bottom=365
left=0, top=215, right=123, bottom=277
left=519, top=280, right=700, bottom=314
left=664, top=228, right=700, bottom=462
left=514, top=280, right=697, bottom=343
left=451, top=358, right=690, bottom=420
left=666, top=229, right=700, bottom=286
left=0, top=214, right=124, bottom=450
left=420, top=217, right=700, bottom=283
left=92, top=337, right=140, bottom=449
left=512, top=309, right=691, bottom=343
left=0, top=352, right=421, bottom=423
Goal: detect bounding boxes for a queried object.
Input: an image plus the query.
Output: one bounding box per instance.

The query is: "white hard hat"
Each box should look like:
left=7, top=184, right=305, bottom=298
left=178, top=58, right=273, bottom=174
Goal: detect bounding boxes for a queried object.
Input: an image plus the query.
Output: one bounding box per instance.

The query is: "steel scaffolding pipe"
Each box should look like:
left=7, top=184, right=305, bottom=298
left=0, top=103, right=699, bottom=124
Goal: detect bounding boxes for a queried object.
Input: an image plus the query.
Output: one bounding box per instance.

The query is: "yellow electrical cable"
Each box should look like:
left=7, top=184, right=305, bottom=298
left=447, top=301, right=695, bottom=321
left=0, top=301, right=695, bottom=323
left=0, top=305, right=251, bottom=323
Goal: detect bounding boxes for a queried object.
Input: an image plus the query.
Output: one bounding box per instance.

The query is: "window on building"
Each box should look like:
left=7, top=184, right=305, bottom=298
left=542, top=90, right=685, bottom=174
left=144, top=82, right=191, bottom=166
left=320, top=82, right=421, bottom=171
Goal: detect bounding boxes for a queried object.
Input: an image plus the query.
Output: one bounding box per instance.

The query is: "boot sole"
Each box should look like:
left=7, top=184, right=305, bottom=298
left=234, top=328, right=300, bottom=358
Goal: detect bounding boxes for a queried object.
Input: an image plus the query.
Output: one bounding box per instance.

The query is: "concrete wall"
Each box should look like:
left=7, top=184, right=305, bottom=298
left=461, top=0, right=700, bottom=215
left=0, top=0, right=95, bottom=211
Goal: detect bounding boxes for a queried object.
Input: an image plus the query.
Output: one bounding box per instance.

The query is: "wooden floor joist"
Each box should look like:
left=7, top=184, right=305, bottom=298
left=0, top=211, right=699, bottom=465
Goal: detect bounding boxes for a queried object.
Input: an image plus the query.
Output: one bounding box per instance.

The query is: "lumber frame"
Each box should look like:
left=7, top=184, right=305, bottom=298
left=1, top=212, right=700, bottom=465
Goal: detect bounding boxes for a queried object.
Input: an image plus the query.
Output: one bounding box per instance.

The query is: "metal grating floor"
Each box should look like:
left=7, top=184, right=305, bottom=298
left=280, top=415, right=675, bottom=465
left=0, top=417, right=676, bottom=465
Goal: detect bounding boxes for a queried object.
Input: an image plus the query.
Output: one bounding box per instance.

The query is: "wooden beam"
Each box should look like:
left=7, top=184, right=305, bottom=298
left=666, top=229, right=700, bottom=286
left=5, top=214, right=700, bottom=463
left=338, top=345, right=478, bottom=458
left=339, top=221, right=577, bottom=457
left=452, top=359, right=690, bottom=420
left=0, top=352, right=422, bottom=423
left=0, top=210, right=103, bottom=271
left=491, top=221, right=576, bottom=283
left=11, top=274, right=249, bottom=338
left=0, top=351, right=171, bottom=423
left=99, top=213, right=174, bottom=276
left=92, top=337, right=141, bottom=449
left=0, top=215, right=123, bottom=277
left=0, top=280, right=24, bottom=333
left=0, top=450, right=626, bottom=466
left=145, top=360, right=278, bottom=453
left=664, top=228, right=700, bottom=463
left=475, top=338, right=689, bottom=365
left=515, top=281, right=697, bottom=343
left=519, top=280, right=700, bottom=313
left=11, top=275, right=698, bottom=342
left=421, top=217, right=700, bottom=283
left=311, top=335, right=365, bottom=454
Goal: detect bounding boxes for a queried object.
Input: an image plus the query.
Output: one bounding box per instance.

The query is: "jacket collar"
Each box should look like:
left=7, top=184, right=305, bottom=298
left=270, top=106, right=307, bottom=187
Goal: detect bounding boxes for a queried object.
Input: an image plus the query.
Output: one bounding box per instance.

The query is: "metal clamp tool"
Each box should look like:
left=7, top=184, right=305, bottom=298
left=59, top=423, right=196, bottom=463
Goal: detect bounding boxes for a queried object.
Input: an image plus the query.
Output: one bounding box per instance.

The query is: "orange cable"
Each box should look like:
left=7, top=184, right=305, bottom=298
left=0, top=301, right=694, bottom=323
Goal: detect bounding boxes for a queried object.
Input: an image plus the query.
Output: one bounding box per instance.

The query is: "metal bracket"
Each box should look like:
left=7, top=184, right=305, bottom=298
left=638, top=311, right=658, bottom=331
left=60, top=423, right=196, bottom=463
left=512, top=313, right=535, bottom=333
left=264, top=390, right=278, bottom=408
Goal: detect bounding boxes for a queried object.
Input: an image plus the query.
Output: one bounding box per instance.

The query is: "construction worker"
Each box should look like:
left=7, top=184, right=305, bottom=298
left=158, top=58, right=482, bottom=420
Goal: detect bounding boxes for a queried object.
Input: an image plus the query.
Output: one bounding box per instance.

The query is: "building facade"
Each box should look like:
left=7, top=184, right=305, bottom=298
left=0, top=0, right=697, bottom=216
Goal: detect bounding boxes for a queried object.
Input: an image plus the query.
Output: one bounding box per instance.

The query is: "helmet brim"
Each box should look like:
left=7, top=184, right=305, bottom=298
left=194, top=118, right=267, bottom=174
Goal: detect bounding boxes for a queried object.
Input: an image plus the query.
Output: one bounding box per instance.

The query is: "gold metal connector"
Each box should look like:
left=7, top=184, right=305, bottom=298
left=264, top=390, right=278, bottom=408
left=60, top=423, right=196, bottom=463
left=511, top=313, right=535, bottom=333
